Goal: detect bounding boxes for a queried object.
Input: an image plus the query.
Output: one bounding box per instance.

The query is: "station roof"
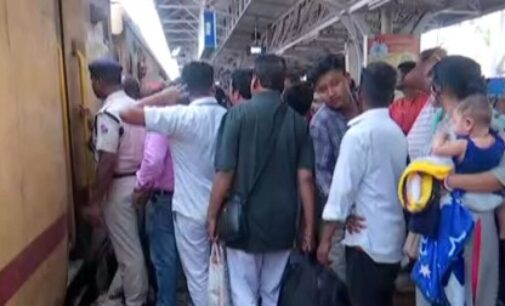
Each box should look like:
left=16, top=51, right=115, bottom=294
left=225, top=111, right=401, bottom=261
left=156, top=0, right=505, bottom=78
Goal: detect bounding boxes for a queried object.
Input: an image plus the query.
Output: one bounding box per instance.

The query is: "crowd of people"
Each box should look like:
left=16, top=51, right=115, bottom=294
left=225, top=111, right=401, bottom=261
left=82, top=48, right=505, bottom=306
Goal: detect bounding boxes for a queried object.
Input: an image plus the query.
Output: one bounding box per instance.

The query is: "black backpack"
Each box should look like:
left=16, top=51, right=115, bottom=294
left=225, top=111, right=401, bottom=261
left=278, top=252, right=351, bottom=306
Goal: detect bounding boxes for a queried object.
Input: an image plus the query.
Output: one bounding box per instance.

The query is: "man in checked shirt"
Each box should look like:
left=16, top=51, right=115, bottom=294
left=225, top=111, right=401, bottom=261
left=307, top=54, right=360, bottom=282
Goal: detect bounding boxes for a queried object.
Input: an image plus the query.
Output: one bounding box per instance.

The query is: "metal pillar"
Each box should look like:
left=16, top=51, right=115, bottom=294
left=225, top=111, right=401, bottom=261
left=346, top=40, right=362, bottom=82
left=380, top=7, right=392, bottom=34
left=341, top=14, right=370, bottom=82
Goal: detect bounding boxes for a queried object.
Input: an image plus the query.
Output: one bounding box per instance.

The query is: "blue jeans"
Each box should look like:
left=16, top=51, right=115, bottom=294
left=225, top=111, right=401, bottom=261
left=146, top=192, right=179, bottom=306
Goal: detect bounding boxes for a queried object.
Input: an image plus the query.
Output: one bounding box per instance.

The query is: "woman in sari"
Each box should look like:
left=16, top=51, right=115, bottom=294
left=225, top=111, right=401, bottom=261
left=416, top=55, right=503, bottom=306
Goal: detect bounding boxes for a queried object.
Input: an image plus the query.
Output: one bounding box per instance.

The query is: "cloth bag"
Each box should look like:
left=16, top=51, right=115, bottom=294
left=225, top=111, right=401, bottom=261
left=277, top=251, right=351, bottom=306
left=412, top=193, right=474, bottom=305
left=208, top=243, right=231, bottom=306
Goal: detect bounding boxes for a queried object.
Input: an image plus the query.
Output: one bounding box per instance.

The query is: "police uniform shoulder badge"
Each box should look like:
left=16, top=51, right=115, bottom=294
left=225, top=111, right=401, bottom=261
left=100, top=123, right=109, bottom=134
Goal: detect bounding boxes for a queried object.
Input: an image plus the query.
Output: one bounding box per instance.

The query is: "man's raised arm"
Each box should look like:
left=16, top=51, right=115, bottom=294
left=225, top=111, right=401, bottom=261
left=120, top=84, right=186, bottom=126
left=403, top=48, right=446, bottom=93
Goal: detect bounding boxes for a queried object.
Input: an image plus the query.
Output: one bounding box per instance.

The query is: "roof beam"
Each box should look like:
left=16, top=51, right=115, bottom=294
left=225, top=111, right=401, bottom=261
left=166, top=38, right=195, bottom=42
left=183, top=7, right=199, bottom=20
left=399, top=11, right=435, bottom=34
left=273, top=0, right=377, bottom=54
left=317, top=0, right=345, bottom=10
left=255, top=0, right=291, bottom=8
left=162, top=20, right=199, bottom=24
left=210, top=0, right=254, bottom=62
left=437, top=9, right=480, bottom=16
left=165, top=29, right=197, bottom=34
left=263, top=0, right=332, bottom=51
left=158, top=4, right=200, bottom=10
left=158, top=4, right=201, bottom=21
left=162, top=19, right=199, bottom=31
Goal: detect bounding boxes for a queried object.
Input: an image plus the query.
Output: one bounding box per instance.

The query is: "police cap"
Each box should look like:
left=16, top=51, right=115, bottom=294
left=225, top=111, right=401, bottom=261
left=88, top=58, right=123, bottom=80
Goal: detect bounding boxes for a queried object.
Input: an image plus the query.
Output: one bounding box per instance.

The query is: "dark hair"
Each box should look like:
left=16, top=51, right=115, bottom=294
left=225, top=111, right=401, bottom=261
left=348, top=76, right=357, bottom=91
left=122, top=76, right=141, bottom=99
left=360, top=62, right=397, bottom=108
left=432, top=56, right=486, bottom=100
left=88, top=59, right=123, bottom=85
left=397, top=61, right=416, bottom=79
left=181, top=61, right=214, bottom=96
left=253, top=54, right=287, bottom=92
left=283, top=82, right=314, bottom=116
left=307, top=54, right=346, bottom=85
left=285, top=72, right=300, bottom=84
left=231, top=69, right=253, bottom=100
left=215, top=86, right=228, bottom=108
left=89, top=69, right=122, bottom=86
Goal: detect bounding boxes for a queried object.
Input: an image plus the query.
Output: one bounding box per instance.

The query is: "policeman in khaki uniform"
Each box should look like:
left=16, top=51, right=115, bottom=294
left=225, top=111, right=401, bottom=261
left=84, top=59, right=147, bottom=306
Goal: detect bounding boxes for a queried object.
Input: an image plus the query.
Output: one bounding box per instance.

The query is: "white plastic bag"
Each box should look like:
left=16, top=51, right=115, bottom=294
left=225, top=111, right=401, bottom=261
left=208, top=243, right=231, bottom=306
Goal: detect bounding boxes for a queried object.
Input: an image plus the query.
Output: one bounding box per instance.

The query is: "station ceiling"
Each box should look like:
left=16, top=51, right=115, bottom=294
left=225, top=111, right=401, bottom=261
left=156, top=0, right=505, bottom=79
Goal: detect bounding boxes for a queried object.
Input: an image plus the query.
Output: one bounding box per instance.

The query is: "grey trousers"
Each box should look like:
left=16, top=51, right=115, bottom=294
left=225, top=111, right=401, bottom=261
left=103, top=177, right=148, bottom=306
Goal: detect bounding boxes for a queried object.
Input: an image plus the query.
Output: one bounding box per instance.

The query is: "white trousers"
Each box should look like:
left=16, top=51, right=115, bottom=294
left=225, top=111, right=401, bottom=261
left=103, top=177, right=148, bottom=306
left=226, top=248, right=290, bottom=306
left=174, top=213, right=211, bottom=306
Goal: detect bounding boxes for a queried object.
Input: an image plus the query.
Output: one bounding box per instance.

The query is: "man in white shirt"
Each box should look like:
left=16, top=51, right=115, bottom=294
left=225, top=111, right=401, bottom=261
left=120, top=62, right=226, bottom=306
left=317, top=62, right=407, bottom=306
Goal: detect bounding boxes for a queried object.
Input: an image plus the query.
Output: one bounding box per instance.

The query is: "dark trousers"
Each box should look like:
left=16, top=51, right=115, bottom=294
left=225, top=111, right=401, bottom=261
left=146, top=192, right=179, bottom=306
left=499, top=240, right=505, bottom=304
left=345, top=247, right=400, bottom=306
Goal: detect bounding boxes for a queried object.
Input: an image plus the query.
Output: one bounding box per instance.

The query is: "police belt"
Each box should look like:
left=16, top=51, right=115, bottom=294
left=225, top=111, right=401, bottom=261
left=152, top=189, right=173, bottom=197
left=113, top=172, right=137, bottom=179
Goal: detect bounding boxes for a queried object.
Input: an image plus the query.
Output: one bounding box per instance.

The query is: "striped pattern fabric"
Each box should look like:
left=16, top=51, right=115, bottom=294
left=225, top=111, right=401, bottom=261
left=406, top=96, right=439, bottom=160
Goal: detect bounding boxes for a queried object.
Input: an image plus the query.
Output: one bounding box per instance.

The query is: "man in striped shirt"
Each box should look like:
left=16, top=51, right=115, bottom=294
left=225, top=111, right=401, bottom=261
left=402, top=48, right=446, bottom=161
left=307, top=54, right=359, bottom=282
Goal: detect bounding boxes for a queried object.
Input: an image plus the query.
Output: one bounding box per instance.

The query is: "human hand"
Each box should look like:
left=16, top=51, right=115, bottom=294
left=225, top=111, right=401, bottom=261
left=300, top=226, right=316, bottom=254
left=78, top=105, right=91, bottom=118
left=132, top=188, right=151, bottom=209
left=207, top=216, right=218, bottom=242
left=82, top=204, right=103, bottom=228
left=419, top=48, right=446, bottom=77
left=433, top=130, right=449, bottom=146
left=317, top=238, right=332, bottom=266
left=155, top=84, right=188, bottom=106
left=345, top=214, right=366, bottom=234
left=431, top=48, right=447, bottom=62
